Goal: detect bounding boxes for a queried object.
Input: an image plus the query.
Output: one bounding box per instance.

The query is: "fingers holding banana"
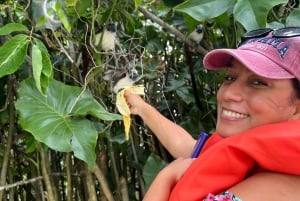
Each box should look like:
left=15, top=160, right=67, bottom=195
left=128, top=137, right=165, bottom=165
left=116, top=85, right=145, bottom=140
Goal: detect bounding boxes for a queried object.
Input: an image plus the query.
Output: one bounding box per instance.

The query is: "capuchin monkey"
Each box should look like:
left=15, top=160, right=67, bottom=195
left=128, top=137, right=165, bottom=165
left=94, top=23, right=118, bottom=52
left=103, top=68, right=141, bottom=93
left=185, top=24, right=204, bottom=111
left=187, top=24, right=204, bottom=45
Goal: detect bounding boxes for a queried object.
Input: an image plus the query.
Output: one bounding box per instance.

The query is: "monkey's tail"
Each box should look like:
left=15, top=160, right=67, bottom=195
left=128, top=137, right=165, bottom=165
left=185, top=44, right=202, bottom=111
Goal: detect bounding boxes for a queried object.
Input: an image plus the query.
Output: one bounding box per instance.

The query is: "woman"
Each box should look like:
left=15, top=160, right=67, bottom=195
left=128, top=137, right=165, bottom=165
left=125, top=27, right=300, bottom=200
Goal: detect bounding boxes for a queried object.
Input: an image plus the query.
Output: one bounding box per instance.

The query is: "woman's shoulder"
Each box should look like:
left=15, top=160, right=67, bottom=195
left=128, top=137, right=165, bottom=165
left=228, top=172, right=300, bottom=201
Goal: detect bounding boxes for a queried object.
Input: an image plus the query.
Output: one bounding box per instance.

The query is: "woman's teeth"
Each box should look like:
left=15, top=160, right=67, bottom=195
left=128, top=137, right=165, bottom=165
left=222, top=109, right=248, bottom=119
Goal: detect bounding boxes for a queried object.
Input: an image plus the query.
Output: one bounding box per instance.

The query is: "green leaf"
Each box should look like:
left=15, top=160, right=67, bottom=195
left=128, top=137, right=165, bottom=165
left=32, top=45, right=43, bottom=94
left=164, top=79, right=185, bottom=92
left=65, top=0, right=78, bottom=7
left=162, top=0, right=184, bottom=7
left=135, top=0, right=142, bottom=10
left=176, top=86, right=191, bottom=104
left=286, top=8, right=300, bottom=27
left=31, top=0, right=60, bottom=30
left=56, top=2, right=72, bottom=32
left=0, top=23, right=28, bottom=35
left=143, top=153, right=168, bottom=190
left=75, top=0, right=92, bottom=17
left=70, top=92, right=122, bottom=122
left=145, top=38, right=164, bottom=53
left=15, top=78, right=121, bottom=168
left=32, top=38, right=53, bottom=95
left=0, top=34, right=30, bottom=78
left=34, top=39, right=53, bottom=78
left=174, top=0, right=235, bottom=22
left=233, top=0, right=289, bottom=31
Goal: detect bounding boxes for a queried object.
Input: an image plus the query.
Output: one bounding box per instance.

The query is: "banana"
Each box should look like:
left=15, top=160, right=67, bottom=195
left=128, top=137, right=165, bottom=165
left=116, top=85, right=145, bottom=140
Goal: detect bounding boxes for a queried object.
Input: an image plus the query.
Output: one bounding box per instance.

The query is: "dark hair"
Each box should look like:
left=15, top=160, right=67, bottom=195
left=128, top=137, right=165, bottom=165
left=292, top=78, right=300, bottom=99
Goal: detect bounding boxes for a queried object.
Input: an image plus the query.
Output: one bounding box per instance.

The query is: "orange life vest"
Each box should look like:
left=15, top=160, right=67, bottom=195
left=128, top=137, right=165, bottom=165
left=169, top=120, right=300, bottom=201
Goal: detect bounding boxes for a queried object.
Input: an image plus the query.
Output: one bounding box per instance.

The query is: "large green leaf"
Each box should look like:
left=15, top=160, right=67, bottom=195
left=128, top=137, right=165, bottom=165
left=233, top=0, right=289, bottom=31
left=174, top=0, right=235, bottom=21
left=15, top=78, right=121, bottom=168
left=0, top=34, right=30, bottom=78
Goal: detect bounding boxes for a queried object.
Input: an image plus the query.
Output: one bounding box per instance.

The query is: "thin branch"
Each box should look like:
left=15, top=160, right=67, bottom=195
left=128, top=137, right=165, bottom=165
left=66, top=153, right=72, bottom=201
left=86, top=169, right=97, bottom=201
left=51, top=29, right=74, bottom=63
left=0, top=172, right=83, bottom=191
left=38, top=142, right=56, bottom=201
left=0, top=176, right=43, bottom=191
left=129, top=133, right=146, bottom=195
left=93, top=164, right=115, bottom=201
left=0, top=75, right=15, bottom=200
left=138, top=6, right=208, bottom=56
left=119, top=176, right=129, bottom=201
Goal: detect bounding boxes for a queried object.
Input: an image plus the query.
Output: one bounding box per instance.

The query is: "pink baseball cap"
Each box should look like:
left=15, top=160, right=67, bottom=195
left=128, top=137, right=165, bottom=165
left=203, top=35, right=300, bottom=81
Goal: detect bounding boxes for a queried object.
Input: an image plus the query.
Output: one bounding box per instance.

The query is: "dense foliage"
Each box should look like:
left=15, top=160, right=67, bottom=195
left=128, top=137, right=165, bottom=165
left=0, top=0, right=299, bottom=200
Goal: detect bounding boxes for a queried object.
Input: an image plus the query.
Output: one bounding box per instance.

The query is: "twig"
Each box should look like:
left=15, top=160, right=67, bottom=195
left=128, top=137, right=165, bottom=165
left=130, top=133, right=146, bottom=195
left=51, top=29, right=74, bottom=63
left=66, top=153, right=72, bottom=201
left=137, top=6, right=208, bottom=56
left=93, top=164, right=115, bottom=201
left=0, top=172, right=83, bottom=191
left=119, top=176, right=129, bottom=201
left=86, top=169, right=97, bottom=201
left=0, top=75, right=15, bottom=200
left=38, top=142, right=56, bottom=201
left=0, top=176, right=44, bottom=191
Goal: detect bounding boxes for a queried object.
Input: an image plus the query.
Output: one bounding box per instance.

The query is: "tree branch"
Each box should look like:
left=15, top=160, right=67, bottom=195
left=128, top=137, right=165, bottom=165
left=138, top=6, right=208, bottom=56
left=93, top=164, right=115, bottom=201
left=0, top=75, right=15, bottom=200
left=38, top=142, right=56, bottom=201
left=0, top=176, right=44, bottom=191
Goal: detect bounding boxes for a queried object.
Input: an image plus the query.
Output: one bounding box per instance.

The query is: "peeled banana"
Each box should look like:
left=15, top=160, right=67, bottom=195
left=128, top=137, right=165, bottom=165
left=116, top=85, right=145, bottom=140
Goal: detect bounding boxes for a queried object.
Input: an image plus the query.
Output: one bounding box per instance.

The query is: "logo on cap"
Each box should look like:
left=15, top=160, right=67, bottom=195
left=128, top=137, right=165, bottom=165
left=241, top=37, right=290, bottom=59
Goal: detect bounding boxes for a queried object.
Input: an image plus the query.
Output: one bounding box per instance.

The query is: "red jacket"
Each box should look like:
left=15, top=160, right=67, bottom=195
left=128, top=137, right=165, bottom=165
left=169, top=120, right=300, bottom=201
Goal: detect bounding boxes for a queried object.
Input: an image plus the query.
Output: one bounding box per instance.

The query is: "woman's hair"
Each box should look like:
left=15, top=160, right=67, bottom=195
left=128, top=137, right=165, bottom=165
left=292, top=78, right=300, bottom=99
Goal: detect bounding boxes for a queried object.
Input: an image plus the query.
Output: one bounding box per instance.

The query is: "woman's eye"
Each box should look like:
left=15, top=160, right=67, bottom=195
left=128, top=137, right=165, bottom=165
left=224, top=75, right=235, bottom=82
left=252, top=80, right=268, bottom=86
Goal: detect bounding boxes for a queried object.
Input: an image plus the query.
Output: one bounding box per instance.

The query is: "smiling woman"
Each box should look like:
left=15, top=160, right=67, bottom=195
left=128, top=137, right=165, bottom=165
left=215, top=59, right=299, bottom=137
left=124, top=27, right=300, bottom=201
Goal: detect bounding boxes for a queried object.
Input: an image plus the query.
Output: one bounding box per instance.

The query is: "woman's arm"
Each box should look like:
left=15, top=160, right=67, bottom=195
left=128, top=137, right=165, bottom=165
left=142, top=158, right=194, bottom=201
left=228, top=172, right=300, bottom=201
left=124, top=91, right=196, bottom=158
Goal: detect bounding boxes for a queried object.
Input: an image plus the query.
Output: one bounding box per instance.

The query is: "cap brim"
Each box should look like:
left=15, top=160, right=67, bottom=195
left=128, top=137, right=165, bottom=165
left=203, top=49, right=295, bottom=79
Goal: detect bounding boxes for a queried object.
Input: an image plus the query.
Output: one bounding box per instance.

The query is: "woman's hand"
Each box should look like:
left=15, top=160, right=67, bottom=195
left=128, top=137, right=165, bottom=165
left=124, top=90, right=147, bottom=115
left=124, top=90, right=196, bottom=158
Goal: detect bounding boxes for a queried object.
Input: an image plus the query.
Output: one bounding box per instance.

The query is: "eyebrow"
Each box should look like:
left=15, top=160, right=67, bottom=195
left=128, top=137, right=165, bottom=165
left=227, top=58, right=235, bottom=68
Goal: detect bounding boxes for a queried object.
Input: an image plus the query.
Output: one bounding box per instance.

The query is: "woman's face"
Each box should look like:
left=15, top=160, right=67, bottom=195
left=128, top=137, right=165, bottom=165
left=216, top=59, right=300, bottom=137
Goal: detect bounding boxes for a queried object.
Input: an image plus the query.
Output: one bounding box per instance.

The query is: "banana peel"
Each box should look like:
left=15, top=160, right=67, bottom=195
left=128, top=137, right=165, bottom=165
left=116, top=85, right=145, bottom=140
